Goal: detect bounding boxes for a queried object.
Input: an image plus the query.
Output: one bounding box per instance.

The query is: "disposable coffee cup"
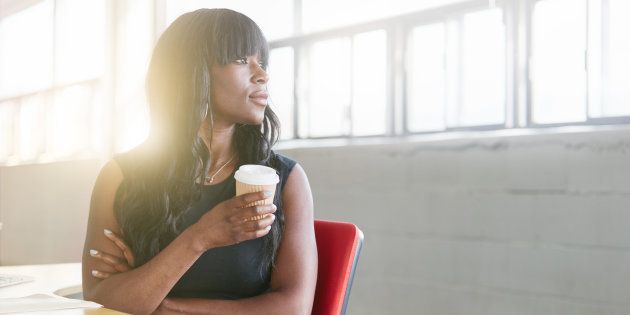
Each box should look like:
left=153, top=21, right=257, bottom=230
left=234, top=165, right=279, bottom=221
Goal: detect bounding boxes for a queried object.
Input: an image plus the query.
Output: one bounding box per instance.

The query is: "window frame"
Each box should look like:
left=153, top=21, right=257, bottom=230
left=0, top=0, right=113, bottom=165
left=2, top=0, right=630, bottom=166
left=525, top=0, right=630, bottom=128
left=271, top=0, right=515, bottom=139
left=272, top=0, right=630, bottom=140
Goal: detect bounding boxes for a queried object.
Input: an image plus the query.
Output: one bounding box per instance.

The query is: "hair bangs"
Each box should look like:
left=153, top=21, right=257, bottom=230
left=213, top=10, right=269, bottom=67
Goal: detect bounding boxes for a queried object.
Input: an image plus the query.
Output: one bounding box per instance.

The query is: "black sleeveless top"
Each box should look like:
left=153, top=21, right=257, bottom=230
left=113, top=150, right=297, bottom=300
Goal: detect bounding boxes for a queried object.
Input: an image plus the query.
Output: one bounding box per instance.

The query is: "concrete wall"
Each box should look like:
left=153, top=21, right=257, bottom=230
left=277, top=126, right=630, bottom=315
left=1, top=126, right=629, bottom=314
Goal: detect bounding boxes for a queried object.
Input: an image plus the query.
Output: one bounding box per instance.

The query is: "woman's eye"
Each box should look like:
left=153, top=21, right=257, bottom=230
left=259, top=62, right=267, bottom=70
left=234, top=57, right=248, bottom=64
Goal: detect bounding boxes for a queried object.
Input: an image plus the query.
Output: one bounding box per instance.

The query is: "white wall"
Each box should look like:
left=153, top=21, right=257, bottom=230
left=1, top=127, right=629, bottom=314
left=0, top=159, right=103, bottom=265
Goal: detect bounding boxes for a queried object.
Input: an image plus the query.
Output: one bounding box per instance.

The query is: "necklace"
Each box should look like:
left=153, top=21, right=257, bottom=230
left=204, top=154, right=236, bottom=184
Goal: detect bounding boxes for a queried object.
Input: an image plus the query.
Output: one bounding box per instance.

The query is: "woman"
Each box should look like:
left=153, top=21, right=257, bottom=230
left=81, top=8, right=317, bottom=315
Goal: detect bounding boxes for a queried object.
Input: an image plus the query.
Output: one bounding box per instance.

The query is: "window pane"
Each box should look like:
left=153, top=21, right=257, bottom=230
left=0, top=1, right=53, bottom=98
left=587, top=0, right=603, bottom=117
left=18, top=94, right=46, bottom=161
left=408, top=23, right=446, bottom=132
left=445, top=20, right=460, bottom=127
left=300, top=38, right=351, bottom=137
left=268, top=47, right=295, bottom=140
left=114, top=0, right=153, bottom=153
left=0, top=101, right=17, bottom=160
left=531, top=0, right=587, bottom=124
left=603, top=0, right=630, bottom=116
left=352, top=30, right=387, bottom=136
left=115, top=90, right=150, bottom=153
left=55, top=0, right=106, bottom=85
left=302, top=0, right=468, bottom=33
left=89, top=85, right=105, bottom=154
left=165, top=0, right=293, bottom=40
left=49, top=84, right=93, bottom=158
left=460, top=9, right=506, bottom=126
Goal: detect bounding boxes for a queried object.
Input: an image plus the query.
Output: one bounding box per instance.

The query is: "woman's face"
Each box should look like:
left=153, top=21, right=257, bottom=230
left=209, top=54, right=269, bottom=126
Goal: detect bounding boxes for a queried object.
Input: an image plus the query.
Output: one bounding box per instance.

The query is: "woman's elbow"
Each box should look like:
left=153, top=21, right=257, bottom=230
left=287, top=291, right=315, bottom=315
left=81, top=284, right=96, bottom=304
left=293, top=302, right=314, bottom=315
left=82, top=287, right=155, bottom=315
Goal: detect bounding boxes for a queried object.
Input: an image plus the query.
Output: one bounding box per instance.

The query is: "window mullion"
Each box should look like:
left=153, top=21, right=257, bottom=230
left=392, top=23, right=405, bottom=136
left=504, top=0, right=518, bottom=128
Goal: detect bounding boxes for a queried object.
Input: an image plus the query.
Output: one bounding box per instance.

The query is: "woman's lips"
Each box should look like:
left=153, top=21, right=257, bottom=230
left=250, top=97, right=268, bottom=106
left=249, top=91, right=268, bottom=106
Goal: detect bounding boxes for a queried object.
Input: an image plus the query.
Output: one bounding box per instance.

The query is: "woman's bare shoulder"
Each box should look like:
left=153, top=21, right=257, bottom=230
left=103, top=158, right=124, bottom=178
left=282, top=163, right=313, bottom=215
left=82, top=159, right=127, bottom=295
left=88, top=159, right=126, bottom=234
left=93, top=159, right=125, bottom=195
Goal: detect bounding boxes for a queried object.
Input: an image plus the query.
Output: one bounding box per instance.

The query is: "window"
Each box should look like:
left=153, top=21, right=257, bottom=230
left=55, top=0, right=105, bottom=85
left=166, top=0, right=630, bottom=141
left=0, top=101, right=16, bottom=160
left=459, top=9, right=506, bottom=126
left=407, top=8, right=506, bottom=132
left=268, top=47, right=295, bottom=140
left=2, top=0, right=630, bottom=166
left=114, top=0, right=153, bottom=153
left=0, top=0, right=106, bottom=165
left=17, top=94, right=46, bottom=161
left=298, top=30, right=387, bottom=138
left=165, top=0, right=294, bottom=40
left=300, top=38, right=351, bottom=137
left=601, top=0, right=630, bottom=117
left=49, top=83, right=101, bottom=158
left=531, top=0, right=587, bottom=124
left=302, top=0, right=469, bottom=33
left=531, top=0, right=630, bottom=124
left=0, top=1, right=53, bottom=98
left=352, top=30, right=387, bottom=136
left=588, top=0, right=630, bottom=118
left=407, top=23, right=446, bottom=132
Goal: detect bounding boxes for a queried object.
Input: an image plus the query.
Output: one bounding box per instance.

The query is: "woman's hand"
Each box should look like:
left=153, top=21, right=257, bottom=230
left=190, top=190, right=277, bottom=251
left=89, top=191, right=275, bottom=276
left=89, top=229, right=135, bottom=279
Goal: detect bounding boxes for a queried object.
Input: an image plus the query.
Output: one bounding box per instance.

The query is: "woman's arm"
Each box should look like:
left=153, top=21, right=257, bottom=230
left=157, top=163, right=318, bottom=315
left=82, top=160, right=206, bottom=315
left=83, top=160, right=277, bottom=315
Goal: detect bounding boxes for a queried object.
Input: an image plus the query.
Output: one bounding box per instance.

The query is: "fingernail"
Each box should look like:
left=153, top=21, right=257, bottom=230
left=103, top=229, right=112, bottom=236
left=266, top=226, right=272, bottom=231
left=89, top=249, right=98, bottom=256
left=91, top=270, right=99, bottom=277
left=263, top=191, right=273, bottom=197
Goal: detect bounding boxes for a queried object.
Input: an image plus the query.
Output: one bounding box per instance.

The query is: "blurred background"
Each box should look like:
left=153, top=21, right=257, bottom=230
left=1, top=0, right=629, bottom=314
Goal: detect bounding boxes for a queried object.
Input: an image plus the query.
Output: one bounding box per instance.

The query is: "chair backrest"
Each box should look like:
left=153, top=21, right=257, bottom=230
left=312, top=220, right=364, bottom=315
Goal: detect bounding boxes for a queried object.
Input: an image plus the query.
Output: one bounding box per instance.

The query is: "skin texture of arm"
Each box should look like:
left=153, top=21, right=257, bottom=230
left=83, top=159, right=274, bottom=314
left=153, top=163, right=318, bottom=315
left=81, top=159, right=207, bottom=315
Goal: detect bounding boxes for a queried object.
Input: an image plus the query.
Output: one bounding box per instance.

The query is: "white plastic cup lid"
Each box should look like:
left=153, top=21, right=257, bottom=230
left=234, top=164, right=279, bottom=185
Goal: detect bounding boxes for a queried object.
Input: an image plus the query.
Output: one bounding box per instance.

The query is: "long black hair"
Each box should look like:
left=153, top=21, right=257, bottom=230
left=113, top=8, right=282, bottom=279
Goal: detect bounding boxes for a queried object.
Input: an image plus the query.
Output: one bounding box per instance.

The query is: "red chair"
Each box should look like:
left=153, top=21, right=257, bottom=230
left=312, top=220, right=364, bottom=315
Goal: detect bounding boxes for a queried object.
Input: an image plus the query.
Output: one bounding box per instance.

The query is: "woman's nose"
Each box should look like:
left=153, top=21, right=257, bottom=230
left=252, top=65, right=269, bottom=84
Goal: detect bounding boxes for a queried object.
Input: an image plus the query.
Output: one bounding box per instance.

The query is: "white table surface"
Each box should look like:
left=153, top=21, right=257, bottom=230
left=0, top=263, right=127, bottom=314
